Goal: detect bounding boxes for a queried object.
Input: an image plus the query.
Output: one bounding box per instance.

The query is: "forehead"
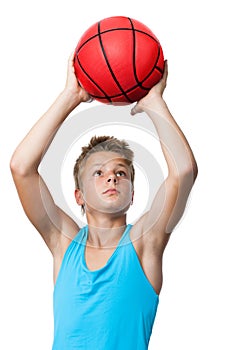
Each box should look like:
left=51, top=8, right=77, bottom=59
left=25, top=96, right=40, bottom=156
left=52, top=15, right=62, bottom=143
left=84, top=151, right=129, bottom=169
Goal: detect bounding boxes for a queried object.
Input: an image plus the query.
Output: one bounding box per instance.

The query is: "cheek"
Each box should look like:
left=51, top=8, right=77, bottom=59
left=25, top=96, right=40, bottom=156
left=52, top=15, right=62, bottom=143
left=82, top=178, right=100, bottom=197
left=120, top=180, right=133, bottom=198
left=121, top=178, right=133, bottom=189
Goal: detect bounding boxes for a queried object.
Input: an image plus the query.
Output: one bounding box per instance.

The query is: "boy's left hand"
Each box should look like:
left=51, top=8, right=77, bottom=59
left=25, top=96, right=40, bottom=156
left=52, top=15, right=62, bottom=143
left=131, top=60, right=168, bottom=115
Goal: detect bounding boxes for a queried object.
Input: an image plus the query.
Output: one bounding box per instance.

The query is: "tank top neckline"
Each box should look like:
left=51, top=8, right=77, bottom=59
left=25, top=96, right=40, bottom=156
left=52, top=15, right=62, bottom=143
left=81, top=224, right=132, bottom=273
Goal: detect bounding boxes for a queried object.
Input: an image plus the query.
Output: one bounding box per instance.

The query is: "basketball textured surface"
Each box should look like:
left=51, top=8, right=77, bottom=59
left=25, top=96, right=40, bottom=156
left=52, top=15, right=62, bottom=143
left=74, top=16, right=164, bottom=104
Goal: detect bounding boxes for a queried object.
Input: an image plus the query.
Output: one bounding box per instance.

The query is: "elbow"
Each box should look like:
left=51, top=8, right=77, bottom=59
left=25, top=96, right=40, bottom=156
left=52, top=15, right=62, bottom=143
left=181, top=155, right=198, bottom=184
left=180, top=160, right=198, bottom=187
left=10, top=152, right=17, bottom=173
left=171, top=160, right=198, bottom=187
left=10, top=153, right=31, bottom=178
left=10, top=154, right=22, bottom=177
left=190, top=157, right=198, bottom=183
left=193, top=160, right=198, bottom=182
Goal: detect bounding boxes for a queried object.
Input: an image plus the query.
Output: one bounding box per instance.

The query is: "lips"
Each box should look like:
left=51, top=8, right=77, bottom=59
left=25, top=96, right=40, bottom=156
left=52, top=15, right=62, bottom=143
left=103, top=188, right=118, bottom=195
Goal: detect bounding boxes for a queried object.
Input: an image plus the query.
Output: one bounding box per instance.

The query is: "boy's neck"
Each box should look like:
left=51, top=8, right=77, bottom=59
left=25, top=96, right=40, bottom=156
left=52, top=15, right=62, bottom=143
left=85, top=213, right=127, bottom=248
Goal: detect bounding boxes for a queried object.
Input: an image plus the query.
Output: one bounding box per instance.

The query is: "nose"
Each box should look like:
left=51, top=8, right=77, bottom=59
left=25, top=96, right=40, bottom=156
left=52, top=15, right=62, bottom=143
left=107, top=173, right=117, bottom=183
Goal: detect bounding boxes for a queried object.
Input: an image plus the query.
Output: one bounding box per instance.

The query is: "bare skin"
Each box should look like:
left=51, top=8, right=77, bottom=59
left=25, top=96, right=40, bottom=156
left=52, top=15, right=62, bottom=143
left=10, top=55, right=198, bottom=295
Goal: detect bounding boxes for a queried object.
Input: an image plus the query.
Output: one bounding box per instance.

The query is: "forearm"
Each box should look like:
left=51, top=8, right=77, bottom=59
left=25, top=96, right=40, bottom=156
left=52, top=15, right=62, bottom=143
left=131, top=62, right=198, bottom=237
left=11, top=89, right=82, bottom=175
left=143, top=96, right=198, bottom=179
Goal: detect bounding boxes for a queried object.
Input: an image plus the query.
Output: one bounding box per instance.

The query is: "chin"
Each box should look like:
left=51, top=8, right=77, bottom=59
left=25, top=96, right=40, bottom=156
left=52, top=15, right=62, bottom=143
left=102, top=202, right=131, bottom=215
left=85, top=197, right=131, bottom=216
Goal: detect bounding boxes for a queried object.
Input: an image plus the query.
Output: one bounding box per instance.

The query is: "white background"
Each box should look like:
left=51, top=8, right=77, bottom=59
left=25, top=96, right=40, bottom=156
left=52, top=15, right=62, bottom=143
left=1, top=0, right=233, bottom=349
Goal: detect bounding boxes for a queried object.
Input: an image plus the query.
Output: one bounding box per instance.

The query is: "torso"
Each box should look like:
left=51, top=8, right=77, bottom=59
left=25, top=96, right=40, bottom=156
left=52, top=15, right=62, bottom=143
left=54, top=225, right=163, bottom=295
left=52, top=225, right=160, bottom=350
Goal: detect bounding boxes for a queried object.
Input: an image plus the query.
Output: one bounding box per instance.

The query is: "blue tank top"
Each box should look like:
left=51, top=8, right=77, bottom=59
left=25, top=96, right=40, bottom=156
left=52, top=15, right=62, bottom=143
left=52, top=224, right=159, bottom=350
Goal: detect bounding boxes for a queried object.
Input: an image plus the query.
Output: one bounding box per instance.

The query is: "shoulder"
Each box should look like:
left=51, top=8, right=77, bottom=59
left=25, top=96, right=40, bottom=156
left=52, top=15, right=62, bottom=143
left=130, top=218, right=171, bottom=258
left=54, top=225, right=84, bottom=259
left=129, top=221, right=169, bottom=295
left=53, top=227, right=84, bottom=284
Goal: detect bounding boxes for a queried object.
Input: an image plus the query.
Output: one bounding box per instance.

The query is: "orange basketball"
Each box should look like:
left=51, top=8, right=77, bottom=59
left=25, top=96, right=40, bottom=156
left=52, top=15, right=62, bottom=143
left=74, top=16, right=164, bottom=105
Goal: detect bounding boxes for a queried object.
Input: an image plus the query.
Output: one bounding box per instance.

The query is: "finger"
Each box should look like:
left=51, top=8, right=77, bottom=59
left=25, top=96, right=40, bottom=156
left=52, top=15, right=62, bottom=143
left=85, top=96, right=94, bottom=103
left=67, top=51, right=76, bottom=75
left=68, top=51, right=75, bottom=63
left=130, top=108, right=136, bottom=116
left=130, top=103, right=142, bottom=116
left=130, top=104, right=137, bottom=116
left=162, top=59, right=168, bottom=83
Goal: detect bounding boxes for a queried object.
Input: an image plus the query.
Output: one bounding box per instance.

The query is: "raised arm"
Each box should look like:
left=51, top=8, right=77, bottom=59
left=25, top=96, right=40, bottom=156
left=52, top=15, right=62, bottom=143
left=131, top=61, right=198, bottom=254
left=10, top=54, right=91, bottom=255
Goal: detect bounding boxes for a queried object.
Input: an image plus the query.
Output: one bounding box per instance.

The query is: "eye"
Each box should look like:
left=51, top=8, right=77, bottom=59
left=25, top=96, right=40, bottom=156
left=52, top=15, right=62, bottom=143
left=116, top=170, right=126, bottom=177
left=94, top=170, right=102, bottom=177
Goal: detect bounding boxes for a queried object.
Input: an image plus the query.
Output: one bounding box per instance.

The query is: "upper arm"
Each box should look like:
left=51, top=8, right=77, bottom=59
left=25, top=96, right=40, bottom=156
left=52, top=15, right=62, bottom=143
left=133, top=171, right=196, bottom=255
left=11, top=169, right=79, bottom=255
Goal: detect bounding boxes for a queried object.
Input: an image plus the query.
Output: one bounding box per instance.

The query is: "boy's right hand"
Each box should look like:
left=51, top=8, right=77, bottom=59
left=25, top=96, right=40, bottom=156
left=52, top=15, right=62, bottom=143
left=64, top=52, right=92, bottom=104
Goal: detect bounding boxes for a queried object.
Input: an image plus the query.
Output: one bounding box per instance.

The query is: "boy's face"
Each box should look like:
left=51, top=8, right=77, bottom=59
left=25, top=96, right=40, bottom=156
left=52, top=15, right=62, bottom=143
left=75, top=151, right=134, bottom=215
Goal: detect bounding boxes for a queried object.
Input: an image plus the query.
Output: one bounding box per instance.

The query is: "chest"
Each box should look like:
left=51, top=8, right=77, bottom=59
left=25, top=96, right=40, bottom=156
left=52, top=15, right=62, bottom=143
left=84, top=245, right=116, bottom=271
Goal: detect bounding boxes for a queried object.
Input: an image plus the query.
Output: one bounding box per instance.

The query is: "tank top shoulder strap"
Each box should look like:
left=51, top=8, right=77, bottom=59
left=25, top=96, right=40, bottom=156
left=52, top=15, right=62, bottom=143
left=73, top=225, right=88, bottom=244
left=119, top=224, right=133, bottom=246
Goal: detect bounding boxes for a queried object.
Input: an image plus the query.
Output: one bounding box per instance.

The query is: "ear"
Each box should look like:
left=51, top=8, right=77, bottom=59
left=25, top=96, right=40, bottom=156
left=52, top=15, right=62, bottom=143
left=131, top=190, right=134, bottom=205
left=74, top=189, right=85, bottom=206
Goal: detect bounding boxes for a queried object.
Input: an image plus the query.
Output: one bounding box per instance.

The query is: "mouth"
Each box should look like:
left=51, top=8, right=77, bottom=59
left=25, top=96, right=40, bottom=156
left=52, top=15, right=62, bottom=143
left=103, top=188, right=119, bottom=195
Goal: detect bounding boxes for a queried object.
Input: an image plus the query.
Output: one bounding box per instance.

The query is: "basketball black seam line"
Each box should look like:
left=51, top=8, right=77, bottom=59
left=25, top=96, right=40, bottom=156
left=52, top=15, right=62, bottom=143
left=140, top=46, right=163, bottom=88
left=88, top=57, right=163, bottom=99
left=77, top=25, right=163, bottom=87
left=76, top=27, right=160, bottom=54
left=129, top=17, right=163, bottom=90
left=143, top=45, right=163, bottom=82
left=97, top=21, right=134, bottom=103
left=74, top=54, right=112, bottom=103
left=90, top=87, right=146, bottom=100
left=76, top=21, right=163, bottom=101
left=90, top=82, right=149, bottom=99
left=88, top=64, right=161, bottom=100
left=84, top=59, right=163, bottom=100
left=128, top=17, right=141, bottom=88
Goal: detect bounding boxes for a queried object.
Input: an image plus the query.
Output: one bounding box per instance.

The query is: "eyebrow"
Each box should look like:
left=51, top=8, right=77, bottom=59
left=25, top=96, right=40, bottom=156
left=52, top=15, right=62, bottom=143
left=116, top=163, right=129, bottom=168
left=91, top=162, right=129, bottom=169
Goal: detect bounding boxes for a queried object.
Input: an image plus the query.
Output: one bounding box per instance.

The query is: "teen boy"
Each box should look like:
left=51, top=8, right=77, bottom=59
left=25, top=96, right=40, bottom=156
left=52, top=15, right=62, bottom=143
left=10, top=55, right=198, bottom=349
